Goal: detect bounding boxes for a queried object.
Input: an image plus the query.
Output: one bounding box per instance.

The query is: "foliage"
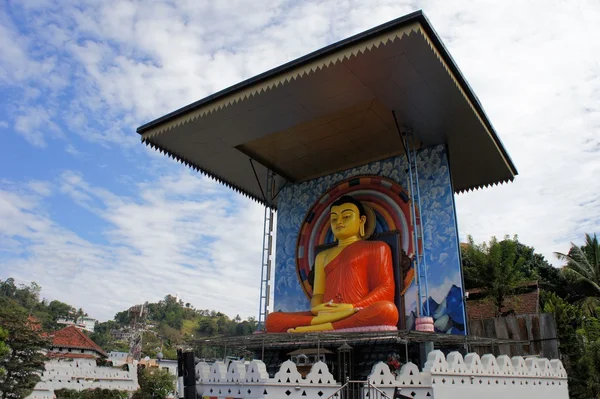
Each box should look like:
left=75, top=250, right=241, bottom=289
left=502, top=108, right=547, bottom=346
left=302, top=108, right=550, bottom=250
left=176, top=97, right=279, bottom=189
left=0, top=278, right=81, bottom=331
left=463, top=233, right=600, bottom=399
left=55, top=389, right=128, bottom=399
left=541, top=292, right=584, bottom=366
left=541, top=279, right=600, bottom=399
left=462, top=235, right=526, bottom=316
left=571, top=340, right=600, bottom=398
left=0, top=327, right=8, bottom=378
left=132, top=367, right=175, bottom=399
left=90, top=321, right=129, bottom=353
left=555, top=233, right=600, bottom=316
left=0, top=299, right=49, bottom=399
left=107, top=295, right=257, bottom=360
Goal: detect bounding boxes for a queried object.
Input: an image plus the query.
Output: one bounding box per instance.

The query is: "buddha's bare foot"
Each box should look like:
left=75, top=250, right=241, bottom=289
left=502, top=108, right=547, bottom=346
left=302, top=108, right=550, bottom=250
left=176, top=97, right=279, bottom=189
left=288, top=322, right=334, bottom=333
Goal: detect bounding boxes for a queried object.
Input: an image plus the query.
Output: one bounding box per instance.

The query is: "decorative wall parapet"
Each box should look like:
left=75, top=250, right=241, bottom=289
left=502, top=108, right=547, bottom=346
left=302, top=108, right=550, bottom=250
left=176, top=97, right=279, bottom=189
left=27, top=359, right=138, bottom=399
left=424, top=350, right=569, bottom=399
left=196, top=351, right=568, bottom=399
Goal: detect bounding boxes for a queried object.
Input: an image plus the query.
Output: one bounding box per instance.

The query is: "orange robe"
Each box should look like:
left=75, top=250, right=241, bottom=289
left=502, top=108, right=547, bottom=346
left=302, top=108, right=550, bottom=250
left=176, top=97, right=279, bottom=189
left=266, top=240, right=398, bottom=332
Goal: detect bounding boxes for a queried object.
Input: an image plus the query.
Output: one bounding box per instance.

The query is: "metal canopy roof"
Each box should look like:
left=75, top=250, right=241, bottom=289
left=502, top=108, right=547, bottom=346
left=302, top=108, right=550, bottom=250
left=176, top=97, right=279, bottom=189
left=137, top=11, right=517, bottom=207
left=190, top=330, right=529, bottom=350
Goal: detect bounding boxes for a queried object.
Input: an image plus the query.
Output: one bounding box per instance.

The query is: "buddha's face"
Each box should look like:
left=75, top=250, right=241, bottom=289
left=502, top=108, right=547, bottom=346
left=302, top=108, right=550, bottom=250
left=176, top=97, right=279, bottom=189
left=330, top=203, right=366, bottom=241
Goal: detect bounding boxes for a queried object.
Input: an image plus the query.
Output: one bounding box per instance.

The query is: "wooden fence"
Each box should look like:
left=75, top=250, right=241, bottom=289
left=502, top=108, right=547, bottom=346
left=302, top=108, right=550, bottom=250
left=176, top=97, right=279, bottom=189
left=468, top=313, right=559, bottom=359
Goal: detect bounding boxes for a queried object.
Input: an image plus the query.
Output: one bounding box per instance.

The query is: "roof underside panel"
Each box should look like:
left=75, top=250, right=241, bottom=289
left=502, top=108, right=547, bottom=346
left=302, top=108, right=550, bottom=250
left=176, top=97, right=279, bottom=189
left=140, top=18, right=516, bottom=207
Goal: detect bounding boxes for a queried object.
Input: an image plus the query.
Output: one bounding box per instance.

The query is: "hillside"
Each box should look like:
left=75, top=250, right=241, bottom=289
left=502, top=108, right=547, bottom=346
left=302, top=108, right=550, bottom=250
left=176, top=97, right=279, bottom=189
left=94, top=295, right=257, bottom=359
left=0, top=278, right=256, bottom=360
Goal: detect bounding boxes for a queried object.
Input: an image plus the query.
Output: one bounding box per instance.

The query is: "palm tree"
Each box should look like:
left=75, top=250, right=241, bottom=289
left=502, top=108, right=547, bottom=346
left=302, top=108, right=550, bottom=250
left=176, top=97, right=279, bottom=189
left=555, top=233, right=600, bottom=315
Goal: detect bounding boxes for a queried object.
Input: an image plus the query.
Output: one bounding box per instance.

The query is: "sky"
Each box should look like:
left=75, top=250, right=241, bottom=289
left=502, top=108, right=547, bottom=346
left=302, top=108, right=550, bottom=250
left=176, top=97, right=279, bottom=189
left=0, top=1, right=599, bottom=322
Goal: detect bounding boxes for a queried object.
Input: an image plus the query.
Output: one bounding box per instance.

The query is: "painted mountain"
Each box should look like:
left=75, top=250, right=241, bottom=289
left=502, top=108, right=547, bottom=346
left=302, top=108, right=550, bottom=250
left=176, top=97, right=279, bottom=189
left=405, top=285, right=465, bottom=334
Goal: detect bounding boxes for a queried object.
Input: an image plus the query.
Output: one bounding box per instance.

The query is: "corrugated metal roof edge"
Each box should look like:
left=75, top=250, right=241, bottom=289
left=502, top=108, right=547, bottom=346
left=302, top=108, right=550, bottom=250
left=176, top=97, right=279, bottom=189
left=144, top=137, right=512, bottom=206
left=138, top=10, right=518, bottom=199
left=416, top=12, right=518, bottom=178
left=136, top=10, right=424, bottom=134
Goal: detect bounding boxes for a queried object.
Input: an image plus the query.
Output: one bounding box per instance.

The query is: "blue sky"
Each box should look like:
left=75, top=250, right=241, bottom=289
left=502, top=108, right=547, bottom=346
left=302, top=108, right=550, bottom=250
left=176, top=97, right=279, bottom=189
left=1, top=1, right=599, bottom=321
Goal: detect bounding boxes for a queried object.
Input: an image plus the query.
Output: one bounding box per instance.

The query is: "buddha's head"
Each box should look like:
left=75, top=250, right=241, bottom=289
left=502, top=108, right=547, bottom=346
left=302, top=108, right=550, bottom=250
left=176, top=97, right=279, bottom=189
left=329, top=195, right=367, bottom=241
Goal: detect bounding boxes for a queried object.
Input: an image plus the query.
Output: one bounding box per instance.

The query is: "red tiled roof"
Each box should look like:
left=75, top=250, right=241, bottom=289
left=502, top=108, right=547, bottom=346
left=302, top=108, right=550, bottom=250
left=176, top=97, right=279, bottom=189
left=51, top=326, right=107, bottom=357
left=47, top=352, right=97, bottom=359
left=466, top=290, right=540, bottom=321
left=467, top=280, right=539, bottom=295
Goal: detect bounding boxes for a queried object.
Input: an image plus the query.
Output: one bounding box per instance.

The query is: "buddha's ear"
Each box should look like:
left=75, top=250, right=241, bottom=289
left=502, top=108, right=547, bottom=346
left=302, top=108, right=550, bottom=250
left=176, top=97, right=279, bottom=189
left=359, top=215, right=367, bottom=238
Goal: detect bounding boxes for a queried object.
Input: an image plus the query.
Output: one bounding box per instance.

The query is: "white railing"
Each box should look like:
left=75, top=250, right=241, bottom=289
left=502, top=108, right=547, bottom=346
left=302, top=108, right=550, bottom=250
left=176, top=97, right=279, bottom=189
left=327, top=379, right=393, bottom=399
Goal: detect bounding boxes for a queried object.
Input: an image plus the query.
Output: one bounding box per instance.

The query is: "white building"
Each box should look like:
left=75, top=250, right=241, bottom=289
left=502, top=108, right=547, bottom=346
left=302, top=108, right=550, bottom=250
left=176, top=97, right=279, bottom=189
left=56, top=316, right=97, bottom=333
left=77, top=317, right=97, bottom=333
left=27, top=326, right=138, bottom=398
left=108, top=351, right=131, bottom=367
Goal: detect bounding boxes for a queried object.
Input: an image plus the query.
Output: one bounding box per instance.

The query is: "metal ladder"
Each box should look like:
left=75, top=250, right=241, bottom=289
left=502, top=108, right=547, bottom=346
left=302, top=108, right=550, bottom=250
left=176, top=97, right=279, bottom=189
left=257, top=169, right=275, bottom=330
left=399, top=128, right=430, bottom=318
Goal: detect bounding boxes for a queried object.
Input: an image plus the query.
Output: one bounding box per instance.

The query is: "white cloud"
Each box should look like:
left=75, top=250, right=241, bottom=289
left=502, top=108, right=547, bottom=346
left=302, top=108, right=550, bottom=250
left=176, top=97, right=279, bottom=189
left=14, top=106, right=62, bottom=147
left=27, top=180, right=52, bottom=197
left=65, top=144, right=81, bottom=156
left=0, top=173, right=264, bottom=321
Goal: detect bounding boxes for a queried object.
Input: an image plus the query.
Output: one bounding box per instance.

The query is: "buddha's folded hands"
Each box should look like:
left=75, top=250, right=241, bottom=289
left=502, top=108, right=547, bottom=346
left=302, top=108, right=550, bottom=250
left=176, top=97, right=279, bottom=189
left=311, top=302, right=354, bottom=314
left=311, top=308, right=358, bottom=325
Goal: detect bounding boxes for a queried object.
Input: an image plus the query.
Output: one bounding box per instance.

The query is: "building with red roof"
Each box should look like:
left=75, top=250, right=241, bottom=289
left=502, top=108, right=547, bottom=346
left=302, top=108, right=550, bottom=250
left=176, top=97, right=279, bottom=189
left=27, top=326, right=138, bottom=399
left=47, top=325, right=107, bottom=359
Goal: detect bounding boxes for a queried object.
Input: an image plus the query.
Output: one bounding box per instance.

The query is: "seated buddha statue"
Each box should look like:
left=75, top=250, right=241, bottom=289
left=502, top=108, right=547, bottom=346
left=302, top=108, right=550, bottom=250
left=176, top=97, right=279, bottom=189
left=265, top=195, right=398, bottom=333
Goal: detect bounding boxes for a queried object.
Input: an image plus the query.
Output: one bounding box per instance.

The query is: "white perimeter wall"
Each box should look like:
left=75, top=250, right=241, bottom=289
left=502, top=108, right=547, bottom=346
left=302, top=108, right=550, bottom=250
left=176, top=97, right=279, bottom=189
left=27, top=353, right=138, bottom=399
left=195, top=350, right=569, bottom=399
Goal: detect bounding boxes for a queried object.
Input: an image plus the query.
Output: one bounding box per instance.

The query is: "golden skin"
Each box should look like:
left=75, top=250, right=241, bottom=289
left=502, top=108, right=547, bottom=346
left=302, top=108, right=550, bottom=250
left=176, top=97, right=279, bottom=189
left=287, top=203, right=366, bottom=333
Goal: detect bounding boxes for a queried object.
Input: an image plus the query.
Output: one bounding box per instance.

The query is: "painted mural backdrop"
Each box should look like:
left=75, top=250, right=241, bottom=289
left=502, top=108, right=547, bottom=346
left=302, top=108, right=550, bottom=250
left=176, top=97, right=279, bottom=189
left=274, top=144, right=466, bottom=334
left=295, top=176, right=418, bottom=299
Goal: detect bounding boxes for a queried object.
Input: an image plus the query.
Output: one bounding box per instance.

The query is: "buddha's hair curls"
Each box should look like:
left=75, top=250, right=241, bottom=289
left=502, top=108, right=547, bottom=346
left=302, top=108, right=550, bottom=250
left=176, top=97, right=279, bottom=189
left=330, top=195, right=365, bottom=217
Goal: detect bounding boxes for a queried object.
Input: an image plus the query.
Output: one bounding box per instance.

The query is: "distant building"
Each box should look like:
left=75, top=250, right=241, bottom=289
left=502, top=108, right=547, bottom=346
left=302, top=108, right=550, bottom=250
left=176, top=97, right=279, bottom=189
left=138, top=358, right=178, bottom=399
left=110, top=328, right=136, bottom=341
left=139, top=357, right=178, bottom=375
left=27, top=326, right=138, bottom=399
left=108, top=351, right=131, bottom=367
left=77, top=317, right=97, bottom=332
left=466, top=280, right=540, bottom=320
left=56, top=316, right=97, bottom=333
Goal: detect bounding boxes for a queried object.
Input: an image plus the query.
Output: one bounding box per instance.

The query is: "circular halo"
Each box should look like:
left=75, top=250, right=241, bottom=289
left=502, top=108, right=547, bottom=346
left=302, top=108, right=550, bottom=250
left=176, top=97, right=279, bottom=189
left=295, top=175, right=418, bottom=299
left=361, top=202, right=377, bottom=240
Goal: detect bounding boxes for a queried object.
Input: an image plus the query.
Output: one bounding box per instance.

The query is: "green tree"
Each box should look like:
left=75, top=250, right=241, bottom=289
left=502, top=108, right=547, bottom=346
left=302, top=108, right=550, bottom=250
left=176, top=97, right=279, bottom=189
left=73, top=307, right=86, bottom=323
left=0, top=278, right=17, bottom=298
left=0, top=301, right=49, bottom=399
left=197, top=317, right=218, bottom=336
left=462, top=235, right=526, bottom=316
left=90, top=321, right=123, bottom=352
left=541, top=292, right=583, bottom=366
left=114, top=309, right=132, bottom=326
left=0, top=326, right=8, bottom=377
left=572, top=341, right=600, bottom=398
left=555, top=233, right=600, bottom=316
left=132, top=368, right=175, bottom=399
left=54, top=389, right=82, bottom=398
left=55, top=388, right=128, bottom=399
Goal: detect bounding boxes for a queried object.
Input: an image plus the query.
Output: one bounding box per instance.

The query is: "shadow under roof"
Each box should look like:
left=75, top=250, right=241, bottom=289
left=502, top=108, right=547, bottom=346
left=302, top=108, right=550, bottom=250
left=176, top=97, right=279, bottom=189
left=137, top=10, right=517, bottom=207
